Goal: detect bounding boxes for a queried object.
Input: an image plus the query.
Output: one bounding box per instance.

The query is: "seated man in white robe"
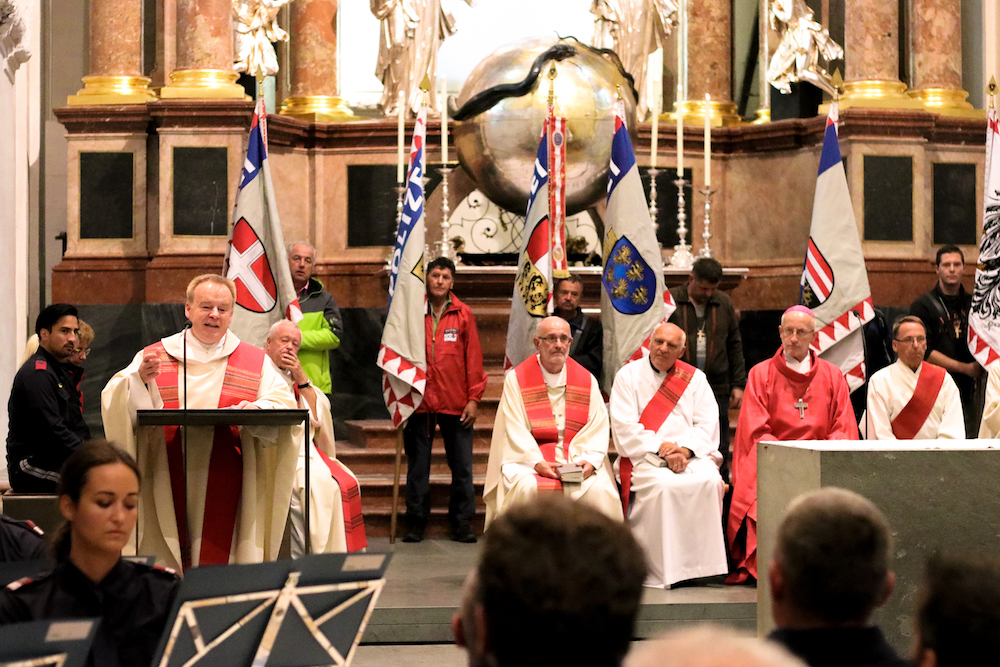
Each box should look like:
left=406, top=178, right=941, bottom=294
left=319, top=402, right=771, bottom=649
left=864, top=315, right=964, bottom=440
left=484, top=317, right=622, bottom=525
left=264, top=319, right=367, bottom=555
left=102, top=274, right=300, bottom=571
left=610, top=322, right=728, bottom=588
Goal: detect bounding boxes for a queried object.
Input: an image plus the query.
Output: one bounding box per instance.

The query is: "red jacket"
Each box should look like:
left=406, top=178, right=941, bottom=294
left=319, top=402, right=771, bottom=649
left=418, top=293, right=487, bottom=415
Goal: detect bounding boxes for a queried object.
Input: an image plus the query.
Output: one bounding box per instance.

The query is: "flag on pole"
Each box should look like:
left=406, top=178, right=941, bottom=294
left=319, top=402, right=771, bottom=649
left=224, top=97, right=302, bottom=346
left=799, top=103, right=874, bottom=392
left=504, top=124, right=555, bottom=370
left=968, top=107, right=1000, bottom=368
left=601, top=100, right=671, bottom=390
left=548, top=113, right=569, bottom=279
left=377, top=105, right=428, bottom=426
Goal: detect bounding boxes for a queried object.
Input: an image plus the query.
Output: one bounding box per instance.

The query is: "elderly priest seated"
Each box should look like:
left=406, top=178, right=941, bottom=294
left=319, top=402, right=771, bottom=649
left=610, top=322, right=728, bottom=588
left=862, top=316, right=964, bottom=440
left=102, top=274, right=299, bottom=571
left=484, top=317, right=622, bottom=525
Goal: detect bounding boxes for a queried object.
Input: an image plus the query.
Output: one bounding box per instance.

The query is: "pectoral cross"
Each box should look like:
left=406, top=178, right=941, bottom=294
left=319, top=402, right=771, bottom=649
left=794, top=397, right=808, bottom=419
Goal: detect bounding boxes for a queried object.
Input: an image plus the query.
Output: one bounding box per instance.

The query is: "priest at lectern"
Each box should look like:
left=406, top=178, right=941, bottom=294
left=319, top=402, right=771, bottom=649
left=101, top=274, right=299, bottom=572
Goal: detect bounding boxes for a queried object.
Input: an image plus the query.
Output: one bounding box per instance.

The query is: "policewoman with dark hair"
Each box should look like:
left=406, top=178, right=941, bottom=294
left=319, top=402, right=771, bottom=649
left=0, top=440, right=180, bottom=667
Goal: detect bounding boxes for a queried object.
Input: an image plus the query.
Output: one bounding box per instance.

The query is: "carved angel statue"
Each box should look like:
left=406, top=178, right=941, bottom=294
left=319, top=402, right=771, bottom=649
left=591, top=0, right=678, bottom=120
left=371, top=0, right=475, bottom=118
left=766, top=0, right=843, bottom=96
left=233, top=0, right=293, bottom=78
left=0, top=0, right=32, bottom=76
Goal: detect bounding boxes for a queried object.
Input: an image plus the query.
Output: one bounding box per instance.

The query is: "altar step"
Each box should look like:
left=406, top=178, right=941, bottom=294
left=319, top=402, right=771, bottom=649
left=353, top=473, right=487, bottom=539
left=344, top=418, right=495, bottom=451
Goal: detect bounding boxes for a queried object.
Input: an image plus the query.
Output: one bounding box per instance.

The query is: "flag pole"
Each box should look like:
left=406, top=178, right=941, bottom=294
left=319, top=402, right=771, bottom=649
left=420, top=75, right=431, bottom=260
left=390, top=423, right=405, bottom=544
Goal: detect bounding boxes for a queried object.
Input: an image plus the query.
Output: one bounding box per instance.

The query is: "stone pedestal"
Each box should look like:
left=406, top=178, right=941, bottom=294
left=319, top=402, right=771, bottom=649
left=160, top=0, right=245, bottom=99
left=757, top=440, right=1000, bottom=653
left=909, top=0, right=978, bottom=116
left=280, top=0, right=356, bottom=121
left=841, top=0, right=922, bottom=110
left=68, top=0, right=155, bottom=104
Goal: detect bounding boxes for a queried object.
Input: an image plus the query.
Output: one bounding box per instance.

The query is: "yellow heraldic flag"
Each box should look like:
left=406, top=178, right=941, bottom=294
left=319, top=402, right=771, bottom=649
left=378, top=105, right=428, bottom=426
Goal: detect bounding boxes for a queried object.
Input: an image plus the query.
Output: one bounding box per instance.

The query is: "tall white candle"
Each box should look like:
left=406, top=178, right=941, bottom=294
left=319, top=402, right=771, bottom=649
left=397, top=91, right=406, bottom=184
left=651, top=93, right=659, bottom=169
left=676, top=83, right=684, bottom=175
left=704, top=93, right=711, bottom=188
left=441, top=76, right=449, bottom=163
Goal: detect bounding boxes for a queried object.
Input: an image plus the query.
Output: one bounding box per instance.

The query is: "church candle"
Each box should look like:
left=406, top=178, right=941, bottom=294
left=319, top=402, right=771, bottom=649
left=704, top=93, right=711, bottom=188
left=650, top=93, right=659, bottom=170
left=441, top=76, right=448, bottom=163
left=397, top=91, right=405, bottom=184
left=676, top=84, right=684, bottom=175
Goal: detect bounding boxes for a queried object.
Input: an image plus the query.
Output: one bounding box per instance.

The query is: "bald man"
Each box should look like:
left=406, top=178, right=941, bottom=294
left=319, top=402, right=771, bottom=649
left=484, top=317, right=622, bottom=525
left=610, top=322, right=728, bottom=588
left=728, top=306, right=858, bottom=584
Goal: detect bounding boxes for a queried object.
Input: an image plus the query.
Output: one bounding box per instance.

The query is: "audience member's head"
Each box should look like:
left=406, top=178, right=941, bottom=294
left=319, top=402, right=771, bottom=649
left=554, top=275, right=584, bottom=319
left=687, top=257, right=723, bottom=307
left=452, top=495, right=647, bottom=667
left=770, top=487, right=893, bottom=627
left=627, top=625, right=807, bottom=667
left=426, top=256, right=456, bottom=304
left=287, top=241, right=316, bottom=291
left=68, top=320, right=94, bottom=366
left=915, top=553, right=1000, bottom=667
left=35, top=303, right=79, bottom=362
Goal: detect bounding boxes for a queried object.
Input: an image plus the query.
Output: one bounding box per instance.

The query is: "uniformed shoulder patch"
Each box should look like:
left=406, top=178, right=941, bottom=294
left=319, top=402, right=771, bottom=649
left=24, top=520, right=44, bottom=537
left=35, top=360, right=47, bottom=371
left=7, top=576, right=34, bottom=591
left=153, top=564, right=178, bottom=576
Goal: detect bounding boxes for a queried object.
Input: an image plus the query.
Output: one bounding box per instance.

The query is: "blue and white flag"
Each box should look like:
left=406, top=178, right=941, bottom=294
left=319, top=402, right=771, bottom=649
left=378, top=106, right=427, bottom=426
left=800, top=103, right=873, bottom=391
left=601, top=100, right=670, bottom=390
left=224, top=97, right=302, bottom=347
left=968, top=107, right=1000, bottom=368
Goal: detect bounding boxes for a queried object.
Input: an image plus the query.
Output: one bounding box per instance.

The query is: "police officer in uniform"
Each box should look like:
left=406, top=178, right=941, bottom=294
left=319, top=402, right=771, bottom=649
left=6, top=304, right=91, bottom=492
left=0, top=515, right=47, bottom=563
left=0, top=441, right=179, bottom=667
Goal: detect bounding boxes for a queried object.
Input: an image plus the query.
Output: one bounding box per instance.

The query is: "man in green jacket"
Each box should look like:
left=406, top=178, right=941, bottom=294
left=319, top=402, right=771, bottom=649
left=289, top=242, right=343, bottom=396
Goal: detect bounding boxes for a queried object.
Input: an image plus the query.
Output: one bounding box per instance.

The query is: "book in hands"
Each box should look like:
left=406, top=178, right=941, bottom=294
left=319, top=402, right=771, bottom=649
left=644, top=452, right=669, bottom=468
left=558, top=463, right=585, bottom=483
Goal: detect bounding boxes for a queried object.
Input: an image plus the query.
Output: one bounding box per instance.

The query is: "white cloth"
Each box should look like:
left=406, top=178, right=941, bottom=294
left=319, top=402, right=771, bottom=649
left=610, top=358, right=727, bottom=588
left=784, top=352, right=810, bottom=375
left=979, top=364, right=1000, bottom=438
left=280, top=372, right=356, bottom=556
left=484, top=357, right=623, bottom=526
left=101, top=331, right=300, bottom=571
left=863, top=360, right=964, bottom=440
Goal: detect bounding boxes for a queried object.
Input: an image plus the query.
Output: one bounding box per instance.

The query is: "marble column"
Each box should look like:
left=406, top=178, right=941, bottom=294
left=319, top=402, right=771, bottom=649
left=909, top=0, right=974, bottom=113
left=841, top=0, right=921, bottom=109
left=280, top=0, right=357, bottom=121
left=681, top=0, right=739, bottom=126
left=67, top=0, right=155, bottom=104
left=160, top=0, right=245, bottom=99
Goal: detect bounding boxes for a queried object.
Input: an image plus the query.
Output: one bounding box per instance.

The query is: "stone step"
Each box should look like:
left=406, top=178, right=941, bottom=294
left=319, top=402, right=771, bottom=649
left=335, top=442, right=490, bottom=476
left=356, top=474, right=487, bottom=538
left=345, top=419, right=494, bottom=450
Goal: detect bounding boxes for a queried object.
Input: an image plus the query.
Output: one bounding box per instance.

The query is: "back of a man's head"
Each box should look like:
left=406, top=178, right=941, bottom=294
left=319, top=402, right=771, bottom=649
left=628, top=625, right=807, bottom=667
left=772, top=487, right=892, bottom=626
left=916, top=553, right=1000, bottom=667
left=475, top=496, right=647, bottom=667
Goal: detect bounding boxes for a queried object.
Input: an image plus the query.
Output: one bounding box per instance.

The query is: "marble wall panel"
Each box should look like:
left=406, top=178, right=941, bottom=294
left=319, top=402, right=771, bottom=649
left=267, top=146, right=313, bottom=247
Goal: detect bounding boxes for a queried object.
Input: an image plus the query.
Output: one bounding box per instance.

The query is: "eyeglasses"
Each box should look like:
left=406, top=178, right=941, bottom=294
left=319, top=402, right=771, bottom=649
left=895, top=336, right=926, bottom=345
left=779, top=328, right=814, bottom=339
left=539, top=335, right=573, bottom=345
left=74, top=347, right=92, bottom=356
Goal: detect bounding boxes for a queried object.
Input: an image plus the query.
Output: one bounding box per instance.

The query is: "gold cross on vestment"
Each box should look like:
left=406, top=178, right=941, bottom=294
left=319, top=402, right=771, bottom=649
left=794, top=397, right=808, bottom=419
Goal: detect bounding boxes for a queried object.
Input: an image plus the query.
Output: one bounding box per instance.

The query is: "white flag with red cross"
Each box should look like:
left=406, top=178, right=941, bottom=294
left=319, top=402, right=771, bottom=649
left=224, top=97, right=302, bottom=346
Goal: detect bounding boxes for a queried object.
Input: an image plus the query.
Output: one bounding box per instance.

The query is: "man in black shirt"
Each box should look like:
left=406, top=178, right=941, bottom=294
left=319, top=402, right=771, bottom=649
left=6, top=304, right=90, bottom=492
left=909, top=245, right=983, bottom=436
left=554, top=275, right=603, bottom=379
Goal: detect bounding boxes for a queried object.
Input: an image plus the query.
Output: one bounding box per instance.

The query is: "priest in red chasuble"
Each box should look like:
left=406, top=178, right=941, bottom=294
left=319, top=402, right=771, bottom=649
left=727, top=306, right=857, bottom=584
left=102, top=274, right=299, bottom=572
left=863, top=316, right=963, bottom=440
left=609, top=323, right=728, bottom=589
left=484, top=317, right=622, bottom=526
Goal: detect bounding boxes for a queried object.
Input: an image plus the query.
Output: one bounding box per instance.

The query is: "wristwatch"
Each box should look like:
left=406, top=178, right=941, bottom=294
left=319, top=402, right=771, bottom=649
left=297, top=381, right=311, bottom=389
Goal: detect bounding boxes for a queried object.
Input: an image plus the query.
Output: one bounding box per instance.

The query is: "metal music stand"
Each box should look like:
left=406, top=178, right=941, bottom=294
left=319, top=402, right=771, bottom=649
left=0, top=618, right=98, bottom=667
left=137, top=409, right=311, bottom=558
left=151, top=552, right=391, bottom=667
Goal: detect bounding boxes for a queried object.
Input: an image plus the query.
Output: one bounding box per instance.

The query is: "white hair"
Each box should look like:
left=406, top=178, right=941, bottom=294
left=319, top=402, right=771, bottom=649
left=287, top=241, right=316, bottom=257
left=266, top=319, right=299, bottom=342
left=627, top=625, right=807, bottom=667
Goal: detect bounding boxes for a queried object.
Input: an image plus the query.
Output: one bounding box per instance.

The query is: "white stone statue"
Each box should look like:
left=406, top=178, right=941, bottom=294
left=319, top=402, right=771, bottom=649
left=766, top=0, right=843, bottom=96
left=0, top=0, right=32, bottom=77
left=233, top=0, right=293, bottom=78
left=591, top=0, right=678, bottom=120
left=371, top=0, right=474, bottom=118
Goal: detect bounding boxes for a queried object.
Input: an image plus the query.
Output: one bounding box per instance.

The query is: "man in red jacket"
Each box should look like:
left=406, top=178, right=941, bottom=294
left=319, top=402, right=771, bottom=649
left=404, top=257, right=488, bottom=543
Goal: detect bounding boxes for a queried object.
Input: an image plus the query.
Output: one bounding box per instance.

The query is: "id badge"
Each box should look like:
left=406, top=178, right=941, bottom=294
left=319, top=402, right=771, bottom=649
left=444, top=328, right=459, bottom=342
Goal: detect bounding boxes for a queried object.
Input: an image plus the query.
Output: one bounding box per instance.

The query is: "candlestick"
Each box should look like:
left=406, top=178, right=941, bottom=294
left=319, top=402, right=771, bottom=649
left=699, top=187, right=715, bottom=258
left=440, top=76, right=448, bottom=163
left=676, top=83, right=684, bottom=175
left=703, top=93, right=711, bottom=188
left=439, top=165, right=457, bottom=260
left=396, top=91, right=405, bottom=184
left=648, top=168, right=661, bottom=251
left=668, top=177, right=694, bottom=269
left=651, top=93, right=659, bottom=169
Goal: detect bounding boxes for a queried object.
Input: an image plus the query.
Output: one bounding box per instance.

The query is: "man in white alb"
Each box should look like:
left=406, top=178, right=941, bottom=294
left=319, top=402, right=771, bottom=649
left=263, top=319, right=367, bottom=555
left=610, top=322, right=728, bottom=588
left=484, top=317, right=622, bottom=525
left=102, top=274, right=299, bottom=571
left=863, top=315, right=963, bottom=440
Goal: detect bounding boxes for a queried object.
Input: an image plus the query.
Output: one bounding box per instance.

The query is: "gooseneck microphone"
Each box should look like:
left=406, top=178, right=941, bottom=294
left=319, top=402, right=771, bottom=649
left=182, top=320, right=191, bottom=565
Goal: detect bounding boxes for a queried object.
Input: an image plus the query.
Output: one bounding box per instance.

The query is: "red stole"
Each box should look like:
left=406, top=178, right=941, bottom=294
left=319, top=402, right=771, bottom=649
left=294, top=385, right=368, bottom=552
left=514, top=356, right=592, bottom=491
left=147, top=339, right=264, bottom=569
left=619, top=360, right=695, bottom=515
left=890, top=362, right=946, bottom=440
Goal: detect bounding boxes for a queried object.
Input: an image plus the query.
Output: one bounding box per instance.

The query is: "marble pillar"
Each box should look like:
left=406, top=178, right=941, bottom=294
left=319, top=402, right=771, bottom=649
left=841, top=0, right=921, bottom=109
left=280, top=0, right=357, bottom=121
left=679, top=0, right=739, bottom=126
left=67, top=0, right=155, bottom=104
left=909, top=0, right=975, bottom=114
left=160, top=0, right=245, bottom=99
